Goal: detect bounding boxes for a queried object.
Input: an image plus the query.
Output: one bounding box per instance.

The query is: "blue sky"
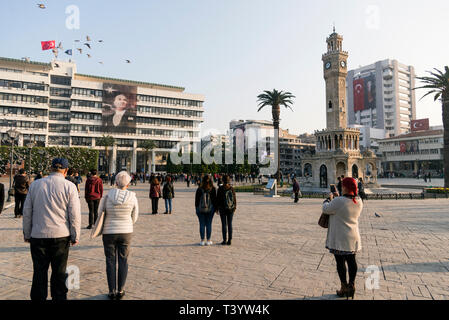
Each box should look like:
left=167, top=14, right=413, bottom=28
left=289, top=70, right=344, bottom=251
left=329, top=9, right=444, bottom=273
left=1, top=0, right=447, bottom=136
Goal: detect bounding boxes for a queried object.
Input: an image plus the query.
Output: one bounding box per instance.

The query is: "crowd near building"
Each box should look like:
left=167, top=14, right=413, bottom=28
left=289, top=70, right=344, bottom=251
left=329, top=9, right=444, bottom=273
left=0, top=57, right=204, bottom=173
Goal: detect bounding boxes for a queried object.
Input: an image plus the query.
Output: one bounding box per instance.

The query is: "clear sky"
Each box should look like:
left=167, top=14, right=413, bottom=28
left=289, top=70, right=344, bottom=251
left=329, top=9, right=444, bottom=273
left=1, top=0, right=447, bottom=136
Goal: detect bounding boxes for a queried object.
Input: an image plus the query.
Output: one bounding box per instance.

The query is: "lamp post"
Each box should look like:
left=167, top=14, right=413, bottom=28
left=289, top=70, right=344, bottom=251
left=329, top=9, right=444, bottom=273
left=27, top=140, right=36, bottom=175
left=6, top=128, right=21, bottom=202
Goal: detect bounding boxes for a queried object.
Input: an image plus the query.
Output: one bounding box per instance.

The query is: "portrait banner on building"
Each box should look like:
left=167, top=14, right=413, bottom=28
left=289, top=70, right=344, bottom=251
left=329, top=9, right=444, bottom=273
left=353, top=74, right=376, bottom=112
left=102, top=83, right=137, bottom=134
left=411, top=119, right=429, bottom=132
left=400, top=140, right=419, bottom=153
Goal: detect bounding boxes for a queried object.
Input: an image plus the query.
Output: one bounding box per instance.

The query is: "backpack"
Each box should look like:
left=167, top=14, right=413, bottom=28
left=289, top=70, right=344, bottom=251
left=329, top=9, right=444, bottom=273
left=199, top=188, right=212, bottom=214
left=224, top=188, right=235, bottom=211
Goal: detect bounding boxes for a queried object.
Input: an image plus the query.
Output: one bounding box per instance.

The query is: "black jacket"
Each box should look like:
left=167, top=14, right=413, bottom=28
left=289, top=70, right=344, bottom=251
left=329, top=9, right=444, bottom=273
left=162, top=182, right=175, bottom=199
left=216, top=185, right=237, bottom=213
left=195, top=187, right=217, bottom=210
left=0, top=183, right=5, bottom=214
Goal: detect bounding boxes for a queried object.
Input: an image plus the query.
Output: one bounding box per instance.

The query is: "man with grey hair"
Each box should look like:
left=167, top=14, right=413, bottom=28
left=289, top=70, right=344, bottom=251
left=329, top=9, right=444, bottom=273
left=23, top=158, right=81, bottom=301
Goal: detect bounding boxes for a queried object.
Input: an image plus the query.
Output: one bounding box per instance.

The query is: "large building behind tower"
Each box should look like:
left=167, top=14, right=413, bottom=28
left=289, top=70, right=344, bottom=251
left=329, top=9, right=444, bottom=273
left=0, top=57, right=204, bottom=173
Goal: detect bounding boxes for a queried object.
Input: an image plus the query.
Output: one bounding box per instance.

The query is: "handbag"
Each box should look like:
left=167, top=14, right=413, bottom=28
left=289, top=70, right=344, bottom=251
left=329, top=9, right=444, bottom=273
left=318, top=213, right=329, bottom=228
left=90, top=196, right=107, bottom=239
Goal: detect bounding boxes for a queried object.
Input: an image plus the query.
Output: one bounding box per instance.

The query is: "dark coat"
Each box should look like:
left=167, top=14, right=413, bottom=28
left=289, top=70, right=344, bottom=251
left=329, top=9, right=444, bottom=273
left=162, top=182, right=175, bottom=199
left=102, top=108, right=137, bottom=133
left=13, top=175, right=30, bottom=195
left=195, top=186, right=217, bottom=211
left=85, top=176, right=104, bottom=200
left=216, top=185, right=237, bottom=213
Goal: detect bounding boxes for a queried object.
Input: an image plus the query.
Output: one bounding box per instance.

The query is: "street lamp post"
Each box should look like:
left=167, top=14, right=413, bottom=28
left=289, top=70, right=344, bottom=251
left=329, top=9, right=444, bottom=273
left=6, top=128, right=21, bottom=202
left=27, top=140, right=36, bottom=175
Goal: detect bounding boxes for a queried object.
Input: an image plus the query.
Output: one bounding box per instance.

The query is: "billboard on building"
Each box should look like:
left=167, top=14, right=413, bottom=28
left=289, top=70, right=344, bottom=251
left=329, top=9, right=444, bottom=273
left=102, top=83, right=137, bottom=133
left=353, top=74, right=376, bottom=112
left=411, top=119, right=429, bottom=132
left=400, top=140, right=419, bottom=153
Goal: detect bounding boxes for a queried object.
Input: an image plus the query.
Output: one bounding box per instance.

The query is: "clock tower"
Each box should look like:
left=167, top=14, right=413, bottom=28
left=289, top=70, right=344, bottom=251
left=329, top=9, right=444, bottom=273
left=322, top=28, right=349, bottom=130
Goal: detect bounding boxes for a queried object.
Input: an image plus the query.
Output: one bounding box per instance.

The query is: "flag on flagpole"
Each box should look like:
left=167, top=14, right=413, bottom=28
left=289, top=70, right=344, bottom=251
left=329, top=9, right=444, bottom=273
left=41, top=40, right=56, bottom=51
left=64, top=49, right=72, bottom=56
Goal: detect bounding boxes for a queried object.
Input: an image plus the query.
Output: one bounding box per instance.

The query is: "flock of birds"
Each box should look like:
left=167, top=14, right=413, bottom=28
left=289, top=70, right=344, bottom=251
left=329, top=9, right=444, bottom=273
left=36, top=3, right=132, bottom=65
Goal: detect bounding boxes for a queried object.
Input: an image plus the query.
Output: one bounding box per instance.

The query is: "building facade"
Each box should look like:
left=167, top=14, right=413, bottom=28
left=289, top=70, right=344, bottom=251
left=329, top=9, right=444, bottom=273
left=347, top=59, right=416, bottom=138
left=0, top=57, right=204, bottom=173
left=378, top=129, right=444, bottom=178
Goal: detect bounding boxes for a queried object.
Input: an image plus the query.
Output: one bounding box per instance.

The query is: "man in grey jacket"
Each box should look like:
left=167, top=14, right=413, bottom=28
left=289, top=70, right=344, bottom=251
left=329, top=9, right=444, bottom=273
left=23, top=158, right=81, bottom=301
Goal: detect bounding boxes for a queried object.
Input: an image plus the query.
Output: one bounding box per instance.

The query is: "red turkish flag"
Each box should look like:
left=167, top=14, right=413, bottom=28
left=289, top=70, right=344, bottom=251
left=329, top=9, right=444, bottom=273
left=41, top=40, right=56, bottom=51
left=353, top=79, right=365, bottom=112
left=411, top=119, right=429, bottom=132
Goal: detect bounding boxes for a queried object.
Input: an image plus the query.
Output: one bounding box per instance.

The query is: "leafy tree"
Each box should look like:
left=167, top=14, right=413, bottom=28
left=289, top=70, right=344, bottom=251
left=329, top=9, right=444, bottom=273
left=138, top=140, right=156, bottom=174
left=96, top=135, right=115, bottom=174
left=415, top=67, right=449, bottom=187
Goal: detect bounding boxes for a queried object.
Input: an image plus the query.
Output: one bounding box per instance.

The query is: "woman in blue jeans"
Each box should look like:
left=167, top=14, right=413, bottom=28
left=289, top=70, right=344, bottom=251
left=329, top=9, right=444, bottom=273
left=162, top=176, right=175, bottom=214
left=195, top=175, right=217, bottom=246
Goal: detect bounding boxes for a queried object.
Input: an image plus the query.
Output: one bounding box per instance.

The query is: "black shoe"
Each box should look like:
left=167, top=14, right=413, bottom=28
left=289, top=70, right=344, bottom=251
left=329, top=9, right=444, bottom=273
left=86, top=225, right=92, bottom=229
left=152, top=212, right=158, bottom=215
left=107, top=292, right=116, bottom=300
left=116, top=291, right=125, bottom=300
left=163, top=212, right=168, bottom=214
left=227, top=240, right=232, bottom=245
left=221, top=241, right=227, bottom=245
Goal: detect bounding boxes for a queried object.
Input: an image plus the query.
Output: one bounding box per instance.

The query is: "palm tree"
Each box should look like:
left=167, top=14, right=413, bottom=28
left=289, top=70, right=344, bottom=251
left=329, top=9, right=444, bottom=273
left=96, top=135, right=115, bottom=174
left=257, top=89, right=295, bottom=183
left=415, top=67, right=449, bottom=188
left=138, top=140, right=156, bottom=174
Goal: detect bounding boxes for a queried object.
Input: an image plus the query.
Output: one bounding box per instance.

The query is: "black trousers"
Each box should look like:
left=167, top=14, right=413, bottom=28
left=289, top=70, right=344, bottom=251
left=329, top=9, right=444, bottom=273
left=15, top=193, right=27, bottom=216
left=30, top=237, right=70, bottom=301
left=334, top=254, right=358, bottom=284
left=219, top=210, right=234, bottom=241
left=151, top=197, right=159, bottom=213
left=87, top=199, right=100, bottom=226
left=294, top=192, right=299, bottom=203
left=103, top=234, right=132, bottom=293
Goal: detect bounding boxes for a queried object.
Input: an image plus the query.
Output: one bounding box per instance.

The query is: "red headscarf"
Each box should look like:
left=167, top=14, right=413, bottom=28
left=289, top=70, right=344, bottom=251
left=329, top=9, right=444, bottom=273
left=342, top=177, right=358, bottom=204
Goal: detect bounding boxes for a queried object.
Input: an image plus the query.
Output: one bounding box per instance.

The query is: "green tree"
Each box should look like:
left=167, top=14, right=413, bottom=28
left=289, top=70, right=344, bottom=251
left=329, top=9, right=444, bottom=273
left=96, top=135, right=115, bottom=174
left=257, top=89, right=295, bottom=183
left=138, top=140, right=156, bottom=174
left=415, top=67, right=449, bottom=188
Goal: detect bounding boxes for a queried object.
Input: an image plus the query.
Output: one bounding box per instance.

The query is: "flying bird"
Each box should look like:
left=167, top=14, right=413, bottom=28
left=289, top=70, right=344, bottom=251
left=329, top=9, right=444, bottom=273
left=374, top=212, right=382, bottom=218
left=87, top=54, right=91, bottom=58
left=86, top=35, right=91, bottom=41
left=98, top=40, right=103, bottom=43
left=54, top=63, right=60, bottom=68
left=125, top=60, right=131, bottom=63
left=52, top=48, right=58, bottom=58
left=74, top=39, right=80, bottom=42
left=37, top=4, right=46, bottom=9
left=57, top=42, right=63, bottom=49
left=84, top=43, right=91, bottom=49
left=77, top=48, right=82, bottom=54
left=99, top=61, right=103, bottom=64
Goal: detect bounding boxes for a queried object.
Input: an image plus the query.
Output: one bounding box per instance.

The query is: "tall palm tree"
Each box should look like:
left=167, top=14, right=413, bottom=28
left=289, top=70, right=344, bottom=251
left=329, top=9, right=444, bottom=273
left=96, top=135, right=115, bottom=174
left=415, top=66, right=449, bottom=188
left=257, top=89, right=295, bottom=183
left=138, top=140, right=156, bottom=174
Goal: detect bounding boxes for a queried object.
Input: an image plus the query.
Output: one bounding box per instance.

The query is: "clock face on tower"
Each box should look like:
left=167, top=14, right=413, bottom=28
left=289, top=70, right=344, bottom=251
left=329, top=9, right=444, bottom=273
left=340, top=60, right=346, bottom=68
left=325, top=62, right=331, bottom=70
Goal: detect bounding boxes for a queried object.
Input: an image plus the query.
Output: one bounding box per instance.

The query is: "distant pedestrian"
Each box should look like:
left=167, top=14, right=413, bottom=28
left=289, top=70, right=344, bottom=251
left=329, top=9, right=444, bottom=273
left=22, top=158, right=81, bottom=301
left=195, top=175, right=217, bottom=246
left=217, top=175, right=236, bottom=245
left=292, top=178, right=301, bottom=203
left=0, top=182, right=5, bottom=214
left=321, top=177, right=362, bottom=299
left=13, top=169, right=30, bottom=218
left=358, top=177, right=366, bottom=202
left=149, top=177, right=161, bottom=214
left=85, top=169, right=104, bottom=229
left=66, top=168, right=80, bottom=193
left=337, top=176, right=344, bottom=196
left=92, top=171, right=138, bottom=300
left=34, top=171, right=43, bottom=181
left=428, top=172, right=432, bottom=183
left=162, top=176, right=175, bottom=214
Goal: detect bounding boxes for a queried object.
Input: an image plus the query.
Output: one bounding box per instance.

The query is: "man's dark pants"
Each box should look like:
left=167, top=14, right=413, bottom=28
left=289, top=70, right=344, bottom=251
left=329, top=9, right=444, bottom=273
left=87, top=199, right=100, bottom=226
left=30, top=237, right=70, bottom=301
left=14, top=193, right=27, bottom=216
left=294, top=192, right=299, bottom=203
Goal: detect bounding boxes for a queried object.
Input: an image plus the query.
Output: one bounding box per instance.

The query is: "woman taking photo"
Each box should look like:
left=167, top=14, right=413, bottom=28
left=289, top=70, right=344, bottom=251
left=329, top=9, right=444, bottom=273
left=322, top=177, right=363, bottom=299
left=149, top=177, right=162, bottom=214
left=162, top=176, right=175, bottom=214
left=195, top=175, right=217, bottom=246
left=97, top=171, right=139, bottom=300
left=217, top=175, right=236, bottom=245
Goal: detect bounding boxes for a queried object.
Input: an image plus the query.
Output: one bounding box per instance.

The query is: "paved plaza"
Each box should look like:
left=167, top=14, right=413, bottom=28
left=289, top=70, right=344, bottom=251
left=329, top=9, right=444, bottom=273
left=1, top=182, right=449, bottom=300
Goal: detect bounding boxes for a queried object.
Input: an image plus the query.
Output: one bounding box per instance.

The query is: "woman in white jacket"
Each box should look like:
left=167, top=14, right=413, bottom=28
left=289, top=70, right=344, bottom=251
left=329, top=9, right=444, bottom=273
left=322, top=177, right=363, bottom=299
left=98, top=171, right=138, bottom=300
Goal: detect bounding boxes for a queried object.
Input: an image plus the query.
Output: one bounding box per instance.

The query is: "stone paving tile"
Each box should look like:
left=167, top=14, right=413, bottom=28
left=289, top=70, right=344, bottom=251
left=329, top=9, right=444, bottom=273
left=1, top=182, right=449, bottom=300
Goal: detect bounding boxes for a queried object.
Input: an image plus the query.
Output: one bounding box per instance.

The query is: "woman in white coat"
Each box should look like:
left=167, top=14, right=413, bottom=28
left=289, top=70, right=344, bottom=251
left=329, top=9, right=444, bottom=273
left=98, top=171, right=139, bottom=300
left=322, top=177, right=363, bottom=299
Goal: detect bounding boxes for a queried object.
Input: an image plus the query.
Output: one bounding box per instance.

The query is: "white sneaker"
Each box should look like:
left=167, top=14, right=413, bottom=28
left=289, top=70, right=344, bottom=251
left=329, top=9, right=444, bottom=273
left=200, top=240, right=206, bottom=246
left=206, top=240, right=213, bottom=246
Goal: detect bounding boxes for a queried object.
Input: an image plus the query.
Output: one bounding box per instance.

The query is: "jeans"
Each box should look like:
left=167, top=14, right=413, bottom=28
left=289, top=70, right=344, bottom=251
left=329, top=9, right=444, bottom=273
left=334, top=254, right=358, bottom=284
left=219, top=210, right=234, bottom=241
left=103, top=233, right=132, bottom=293
left=29, top=237, right=70, bottom=301
left=87, top=199, right=100, bottom=226
left=196, top=207, right=215, bottom=240
left=164, top=198, right=172, bottom=213
left=151, top=197, right=159, bottom=213
left=15, top=193, right=27, bottom=216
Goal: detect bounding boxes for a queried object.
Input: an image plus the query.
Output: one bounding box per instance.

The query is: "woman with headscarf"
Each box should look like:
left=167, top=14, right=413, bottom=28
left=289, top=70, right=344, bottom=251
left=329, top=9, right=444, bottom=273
left=322, top=177, right=363, bottom=299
